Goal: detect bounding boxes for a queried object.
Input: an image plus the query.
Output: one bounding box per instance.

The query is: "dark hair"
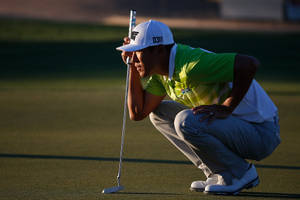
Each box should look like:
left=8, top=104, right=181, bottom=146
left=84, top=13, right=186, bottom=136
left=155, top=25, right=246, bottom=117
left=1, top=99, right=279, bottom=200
left=146, top=43, right=175, bottom=52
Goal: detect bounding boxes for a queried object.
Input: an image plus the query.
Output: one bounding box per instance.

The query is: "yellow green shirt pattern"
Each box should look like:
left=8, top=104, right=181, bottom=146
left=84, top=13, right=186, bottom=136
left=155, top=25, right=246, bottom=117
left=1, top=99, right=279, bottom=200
left=145, top=44, right=236, bottom=108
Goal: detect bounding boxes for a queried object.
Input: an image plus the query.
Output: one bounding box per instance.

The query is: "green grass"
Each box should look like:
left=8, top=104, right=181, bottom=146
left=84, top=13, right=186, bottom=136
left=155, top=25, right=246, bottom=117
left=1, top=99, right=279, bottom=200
left=0, top=18, right=300, bottom=200
left=0, top=79, right=299, bottom=200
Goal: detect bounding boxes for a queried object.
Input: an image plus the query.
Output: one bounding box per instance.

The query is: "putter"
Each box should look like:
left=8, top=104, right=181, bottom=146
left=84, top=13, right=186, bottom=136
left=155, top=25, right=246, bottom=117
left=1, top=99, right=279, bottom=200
left=102, top=9, right=136, bottom=194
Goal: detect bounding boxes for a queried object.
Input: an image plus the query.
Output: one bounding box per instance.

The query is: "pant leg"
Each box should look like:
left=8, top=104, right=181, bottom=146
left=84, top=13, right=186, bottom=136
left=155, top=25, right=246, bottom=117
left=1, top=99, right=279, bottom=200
left=150, top=100, right=217, bottom=178
left=174, top=109, right=280, bottom=179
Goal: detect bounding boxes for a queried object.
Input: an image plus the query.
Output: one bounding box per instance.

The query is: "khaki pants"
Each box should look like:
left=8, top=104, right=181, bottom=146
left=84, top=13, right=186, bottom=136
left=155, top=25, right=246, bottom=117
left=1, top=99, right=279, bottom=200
left=149, top=100, right=280, bottom=181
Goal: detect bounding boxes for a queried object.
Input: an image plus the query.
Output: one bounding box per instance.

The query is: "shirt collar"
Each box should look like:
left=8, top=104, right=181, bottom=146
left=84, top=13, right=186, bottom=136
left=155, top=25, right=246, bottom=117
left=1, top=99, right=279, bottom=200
left=168, top=43, right=177, bottom=81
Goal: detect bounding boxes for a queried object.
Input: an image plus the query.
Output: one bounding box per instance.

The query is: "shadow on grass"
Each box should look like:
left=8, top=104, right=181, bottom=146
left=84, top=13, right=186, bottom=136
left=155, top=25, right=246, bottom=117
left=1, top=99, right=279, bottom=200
left=238, top=192, right=300, bottom=199
left=117, top=192, right=182, bottom=196
left=1, top=153, right=300, bottom=170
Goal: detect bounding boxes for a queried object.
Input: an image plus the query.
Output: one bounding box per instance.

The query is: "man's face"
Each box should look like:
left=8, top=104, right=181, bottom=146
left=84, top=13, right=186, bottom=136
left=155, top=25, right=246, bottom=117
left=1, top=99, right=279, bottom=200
left=131, top=47, right=156, bottom=78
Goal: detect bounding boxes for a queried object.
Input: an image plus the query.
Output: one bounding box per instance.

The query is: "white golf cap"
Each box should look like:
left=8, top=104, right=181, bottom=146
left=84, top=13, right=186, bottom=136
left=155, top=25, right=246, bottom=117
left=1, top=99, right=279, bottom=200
left=116, top=20, right=174, bottom=52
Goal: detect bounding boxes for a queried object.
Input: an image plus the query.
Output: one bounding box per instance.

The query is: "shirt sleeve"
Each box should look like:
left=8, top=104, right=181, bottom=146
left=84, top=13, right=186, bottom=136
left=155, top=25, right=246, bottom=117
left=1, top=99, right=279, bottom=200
left=187, top=51, right=236, bottom=83
left=144, top=75, right=167, bottom=96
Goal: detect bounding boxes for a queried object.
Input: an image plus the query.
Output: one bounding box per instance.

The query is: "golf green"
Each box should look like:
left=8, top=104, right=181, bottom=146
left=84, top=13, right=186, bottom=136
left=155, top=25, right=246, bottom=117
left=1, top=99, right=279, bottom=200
left=0, top=18, right=299, bottom=199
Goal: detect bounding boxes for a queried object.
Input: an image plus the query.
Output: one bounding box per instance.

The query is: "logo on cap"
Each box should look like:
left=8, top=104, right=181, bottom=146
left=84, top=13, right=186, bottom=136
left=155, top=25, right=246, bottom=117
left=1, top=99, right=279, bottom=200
left=131, top=31, right=139, bottom=40
left=153, top=36, right=163, bottom=43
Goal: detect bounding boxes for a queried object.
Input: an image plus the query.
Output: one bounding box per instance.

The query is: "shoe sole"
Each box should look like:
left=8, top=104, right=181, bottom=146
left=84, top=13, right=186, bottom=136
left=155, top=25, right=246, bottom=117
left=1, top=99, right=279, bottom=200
left=204, top=176, right=260, bottom=195
left=190, top=187, right=205, bottom=192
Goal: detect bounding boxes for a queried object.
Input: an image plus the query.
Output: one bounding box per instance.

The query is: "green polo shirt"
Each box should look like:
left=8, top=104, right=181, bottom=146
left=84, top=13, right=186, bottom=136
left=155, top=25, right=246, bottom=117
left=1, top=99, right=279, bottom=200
left=145, top=44, right=236, bottom=108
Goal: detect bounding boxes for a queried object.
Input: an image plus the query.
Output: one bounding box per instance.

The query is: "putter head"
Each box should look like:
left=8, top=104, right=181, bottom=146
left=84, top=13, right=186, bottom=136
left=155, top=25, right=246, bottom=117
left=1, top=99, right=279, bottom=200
left=102, top=185, right=124, bottom=194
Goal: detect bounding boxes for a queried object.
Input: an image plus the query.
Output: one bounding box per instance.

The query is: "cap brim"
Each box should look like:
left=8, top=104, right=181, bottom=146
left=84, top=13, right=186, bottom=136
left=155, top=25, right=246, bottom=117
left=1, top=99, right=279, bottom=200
left=116, top=43, right=147, bottom=52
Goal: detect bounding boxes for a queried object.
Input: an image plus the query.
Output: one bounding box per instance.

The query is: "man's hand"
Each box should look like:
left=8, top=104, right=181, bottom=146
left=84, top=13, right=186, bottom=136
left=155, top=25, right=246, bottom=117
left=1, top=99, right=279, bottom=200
left=121, top=37, right=132, bottom=64
left=192, top=104, right=232, bottom=123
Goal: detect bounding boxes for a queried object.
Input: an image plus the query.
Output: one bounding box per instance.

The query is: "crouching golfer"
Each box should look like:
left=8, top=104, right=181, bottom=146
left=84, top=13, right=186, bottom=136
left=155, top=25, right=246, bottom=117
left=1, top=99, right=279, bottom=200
left=116, top=20, right=280, bottom=195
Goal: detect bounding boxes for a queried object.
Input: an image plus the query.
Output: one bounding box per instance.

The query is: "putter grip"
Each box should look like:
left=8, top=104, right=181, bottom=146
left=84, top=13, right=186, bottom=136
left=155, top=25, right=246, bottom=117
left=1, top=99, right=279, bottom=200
left=129, top=10, right=136, bottom=39
left=126, top=10, right=136, bottom=64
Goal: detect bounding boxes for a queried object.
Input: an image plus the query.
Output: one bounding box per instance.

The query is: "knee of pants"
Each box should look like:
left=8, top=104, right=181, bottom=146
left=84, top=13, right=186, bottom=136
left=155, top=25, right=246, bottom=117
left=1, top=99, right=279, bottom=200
left=149, top=105, right=170, bottom=127
left=148, top=101, right=171, bottom=123
left=149, top=100, right=183, bottom=125
left=149, top=112, right=158, bottom=126
left=148, top=102, right=166, bottom=126
left=174, top=109, right=204, bottom=140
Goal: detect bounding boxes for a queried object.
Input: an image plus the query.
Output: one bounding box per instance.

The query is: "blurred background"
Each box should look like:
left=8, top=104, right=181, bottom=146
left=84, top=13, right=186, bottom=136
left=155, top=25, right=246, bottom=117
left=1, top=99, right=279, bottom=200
left=0, top=1, right=300, bottom=200
left=1, top=0, right=300, bottom=21
left=0, top=0, right=299, bottom=79
left=1, top=0, right=300, bottom=27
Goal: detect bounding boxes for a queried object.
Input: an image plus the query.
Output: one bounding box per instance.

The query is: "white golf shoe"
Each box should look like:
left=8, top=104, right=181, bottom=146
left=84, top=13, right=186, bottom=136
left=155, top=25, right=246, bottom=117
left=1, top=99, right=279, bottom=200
left=190, top=174, right=225, bottom=192
left=204, top=164, right=260, bottom=195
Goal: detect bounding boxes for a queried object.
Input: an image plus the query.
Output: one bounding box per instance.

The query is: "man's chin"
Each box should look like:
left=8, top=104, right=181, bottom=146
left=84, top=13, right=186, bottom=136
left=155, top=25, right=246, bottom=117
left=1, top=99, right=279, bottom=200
left=139, top=72, right=148, bottom=78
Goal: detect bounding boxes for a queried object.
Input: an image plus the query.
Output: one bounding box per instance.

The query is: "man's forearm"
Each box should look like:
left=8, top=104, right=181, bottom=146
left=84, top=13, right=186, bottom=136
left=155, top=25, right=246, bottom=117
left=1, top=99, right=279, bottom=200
left=222, top=54, right=259, bottom=112
left=127, top=66, right=145, bottom=120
